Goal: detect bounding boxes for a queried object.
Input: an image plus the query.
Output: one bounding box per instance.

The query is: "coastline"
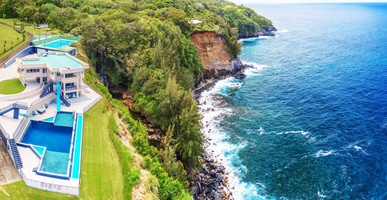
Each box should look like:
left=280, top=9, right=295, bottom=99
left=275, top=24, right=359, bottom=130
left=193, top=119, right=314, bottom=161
left=189, top=59, right=253, bottom=200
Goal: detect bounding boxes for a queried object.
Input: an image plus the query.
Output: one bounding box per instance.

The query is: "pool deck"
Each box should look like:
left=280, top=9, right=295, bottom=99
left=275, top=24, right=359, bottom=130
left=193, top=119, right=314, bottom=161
left=0, top=61, right=101, bottom=194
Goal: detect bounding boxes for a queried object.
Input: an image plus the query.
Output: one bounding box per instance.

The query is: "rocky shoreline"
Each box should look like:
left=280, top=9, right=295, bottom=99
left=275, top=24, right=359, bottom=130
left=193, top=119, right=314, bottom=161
left=194, top=58, right=253, bottom=100
left=189, top=59, right=253, bottom=200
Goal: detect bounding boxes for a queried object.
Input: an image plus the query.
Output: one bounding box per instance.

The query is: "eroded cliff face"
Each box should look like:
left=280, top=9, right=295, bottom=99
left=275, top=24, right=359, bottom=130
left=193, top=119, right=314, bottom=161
left=190, top=31, right=233, bottom=78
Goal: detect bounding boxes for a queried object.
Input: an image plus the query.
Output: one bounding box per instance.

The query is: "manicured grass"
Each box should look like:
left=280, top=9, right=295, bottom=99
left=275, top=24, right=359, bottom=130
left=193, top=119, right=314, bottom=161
left=25, top=27, right=60, bottom=36
left=0, top=78, right=26, bottom=95
left=0, top=18, right=30, bottom=26
left=0, top=24, right=25, bottom=60
left=80, top=98, right=124, bottom=200
left=0, top=181, right=76, bottom=200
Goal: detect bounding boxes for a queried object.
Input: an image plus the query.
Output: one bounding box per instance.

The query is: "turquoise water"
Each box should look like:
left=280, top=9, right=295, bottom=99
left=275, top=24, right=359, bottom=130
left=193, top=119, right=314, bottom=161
left=22, top=121, right=72, bottom=153
left=43, top=39, right=75, bottom=49
left=40, top=151, right=69, bottom=175
left=33, top=145, right=45, bottom=156
left=71, top=115, right=83, bottom=179
left=22, top=54, right=83, bottom=69
left=22, top=119, right=74, bottom=175
left=43, top=116, right=55, bottom=123
left=54, top=112, right=74, bottom=128
left=200, top=3, right=387, bottom=199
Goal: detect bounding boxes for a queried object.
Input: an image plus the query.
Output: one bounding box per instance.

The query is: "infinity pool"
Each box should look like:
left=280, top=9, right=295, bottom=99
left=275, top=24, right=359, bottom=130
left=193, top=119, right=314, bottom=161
left=22, top=121, right=72, bottom=153
left=21, top=111, right=75, bottom=176
left=43, top=39, right=75, bottom=49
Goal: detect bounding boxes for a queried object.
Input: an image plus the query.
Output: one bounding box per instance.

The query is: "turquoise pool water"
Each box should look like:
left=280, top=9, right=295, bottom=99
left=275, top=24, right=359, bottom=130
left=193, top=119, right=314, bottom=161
left=22, top=121, right=72, bottom=175
left=22, top=54, right=84, bottom=69
left=20, top=112, right=83, bottom=178
left=71, top=115, right=83, bottom=179
left=33, top=145, right=45, bottom=156
left=40, top=151, right=69, bottom=175
left=54, top=112, right=74, bottom=128
left=43, top=116, right=54, bottom=123
left=43, top=39, right=75, bottom=49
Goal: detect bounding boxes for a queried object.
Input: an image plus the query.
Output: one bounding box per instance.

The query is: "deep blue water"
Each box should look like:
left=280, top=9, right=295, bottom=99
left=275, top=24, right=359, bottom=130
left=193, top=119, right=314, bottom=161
left=199, top=3, right=387, bottom=199
left=22, top=121, right=72, bottom=153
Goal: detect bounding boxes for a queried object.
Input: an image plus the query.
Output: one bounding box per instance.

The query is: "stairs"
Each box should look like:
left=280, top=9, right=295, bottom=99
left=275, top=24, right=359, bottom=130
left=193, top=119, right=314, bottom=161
left=9, top=139, right=23, bottom=169
left=60, top=95, right=71, bottom=107
left=39, top=81, right=54, bottom=98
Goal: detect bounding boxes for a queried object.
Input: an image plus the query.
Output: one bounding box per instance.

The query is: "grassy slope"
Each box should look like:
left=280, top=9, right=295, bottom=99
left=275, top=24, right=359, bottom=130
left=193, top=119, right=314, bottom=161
left=80, top=98, right=124, bottom=200
left=0, top=182, right=76, bottom=200
left=0, top=78, right=26, bottom=94
left=0, top=24, right=25, bottom=60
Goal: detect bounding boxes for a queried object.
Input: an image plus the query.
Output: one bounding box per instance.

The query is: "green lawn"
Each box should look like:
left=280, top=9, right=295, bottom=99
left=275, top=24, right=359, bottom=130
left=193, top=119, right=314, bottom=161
left=0, top=181, right=76, bottom=200
left=0, top=24, right=25, bottom=60
left=80, top=98, right=124, bottom=200
left=25, top=27, right=60, bottom=36
left=0, top=18, right=30, bottom=26
left=0, top=78, right=26, bottom=95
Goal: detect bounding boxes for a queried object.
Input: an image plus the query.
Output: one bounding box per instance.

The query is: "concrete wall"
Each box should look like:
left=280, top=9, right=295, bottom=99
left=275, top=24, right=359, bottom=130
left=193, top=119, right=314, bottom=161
left=4, top=46, right=35, bottom=68
left=21, top=171, right=79, bottom=197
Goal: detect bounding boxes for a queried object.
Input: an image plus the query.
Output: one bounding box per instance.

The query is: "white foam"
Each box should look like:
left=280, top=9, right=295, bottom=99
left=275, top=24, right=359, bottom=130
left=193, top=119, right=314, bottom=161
left=276, top=130, right=310, bottom=136
left=275, top=29, right=289, bottom=33
left=259, top=127, right=265, bottom=135
left=199, top=79, right=269, bottom=199
left=258, top=36, right=274, bottom=39
left=240, top=37, right=259, bottom=42
left=354, top=145, right=362, bottom=151
left=317, top=190, right=328, bottom=199
left=315, top=150, right=334, bottom=158
left=243, top=62, right=268, bottom=77
left=353, top=145, right=369, bottom=155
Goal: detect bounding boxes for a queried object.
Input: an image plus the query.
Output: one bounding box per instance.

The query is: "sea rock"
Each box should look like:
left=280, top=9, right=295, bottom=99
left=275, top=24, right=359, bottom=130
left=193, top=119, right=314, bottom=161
left=234, top=73, right=246, bottom=79
left=267, top=25, right=278, bottom=32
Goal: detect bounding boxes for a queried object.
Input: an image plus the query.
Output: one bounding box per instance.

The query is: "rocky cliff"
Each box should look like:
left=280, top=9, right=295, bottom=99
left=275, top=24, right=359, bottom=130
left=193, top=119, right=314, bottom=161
left=190, top=28, right=276, bottom=79
left=190, top=31, right=235, bottom=78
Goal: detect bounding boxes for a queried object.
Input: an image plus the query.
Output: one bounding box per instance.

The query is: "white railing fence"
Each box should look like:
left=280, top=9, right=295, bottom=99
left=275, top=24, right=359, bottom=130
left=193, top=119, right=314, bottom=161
left=0, top=83, right=44, bottom=101
left=28, top=93, right=56, bottom=114
left=82, top=95, right=102, bottom=113
left=14, top=117, right=30, bottom=142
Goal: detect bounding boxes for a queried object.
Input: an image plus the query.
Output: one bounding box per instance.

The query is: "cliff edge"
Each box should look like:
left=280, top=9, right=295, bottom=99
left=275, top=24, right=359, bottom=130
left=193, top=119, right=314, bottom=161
left=191, top=31, right=238, bottom=79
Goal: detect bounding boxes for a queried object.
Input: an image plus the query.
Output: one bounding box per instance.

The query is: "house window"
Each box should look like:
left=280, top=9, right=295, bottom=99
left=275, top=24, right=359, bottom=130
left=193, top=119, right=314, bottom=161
left=57, top=73, right=61, bottom=77
left=43, top=69, right=47, bottom=73
left=65, top=73, right=75, bottom=78
left=43, top=77, right=47, bottom=82
left=26, top=69, right=39, bottom=73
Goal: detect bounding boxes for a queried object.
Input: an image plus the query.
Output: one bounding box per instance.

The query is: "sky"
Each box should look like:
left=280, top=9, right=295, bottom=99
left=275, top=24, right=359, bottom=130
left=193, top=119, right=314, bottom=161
left=229, top=0, right=387, bottom=3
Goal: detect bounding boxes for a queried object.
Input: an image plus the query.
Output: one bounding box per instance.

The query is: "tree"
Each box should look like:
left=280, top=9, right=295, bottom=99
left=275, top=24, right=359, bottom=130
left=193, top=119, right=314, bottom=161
left=157, top=76, right=204, bottom=169
left=159, top=125, right=189, bottom=189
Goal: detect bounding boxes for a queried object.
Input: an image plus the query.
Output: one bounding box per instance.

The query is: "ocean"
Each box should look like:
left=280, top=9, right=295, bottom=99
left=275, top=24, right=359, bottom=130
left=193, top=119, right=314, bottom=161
left=198, top=3, right=387, bottom=199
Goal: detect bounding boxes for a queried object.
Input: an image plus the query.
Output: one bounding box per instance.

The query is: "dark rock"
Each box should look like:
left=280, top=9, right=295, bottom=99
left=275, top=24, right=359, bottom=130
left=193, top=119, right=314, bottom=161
left=234, top=73, right=246, bottom=79
left=267, top=25, right=278, bottom=32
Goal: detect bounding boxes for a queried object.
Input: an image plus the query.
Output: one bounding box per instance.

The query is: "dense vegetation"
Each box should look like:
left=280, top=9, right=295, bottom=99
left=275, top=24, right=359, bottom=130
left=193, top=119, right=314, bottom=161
left=1, top=0, right=273, bottom=198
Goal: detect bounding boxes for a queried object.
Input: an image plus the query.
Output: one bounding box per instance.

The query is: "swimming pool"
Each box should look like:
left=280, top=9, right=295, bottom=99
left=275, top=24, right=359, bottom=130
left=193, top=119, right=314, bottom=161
left=22, top=121, right=72, bottom=153
left=54, top=112, right=74, bottom=127
left=43, top=39, right=75, bottom=49
left=71, top=115, right=83, bottom=179
left=18, top=111, right=83, bottom=180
